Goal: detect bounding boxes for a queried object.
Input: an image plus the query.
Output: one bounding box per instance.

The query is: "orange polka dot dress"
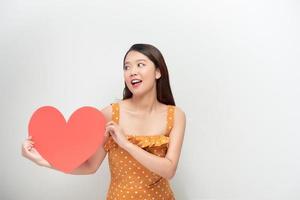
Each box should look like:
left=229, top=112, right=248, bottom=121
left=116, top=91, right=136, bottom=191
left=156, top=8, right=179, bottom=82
left=104, top=103, right=176, bottom=200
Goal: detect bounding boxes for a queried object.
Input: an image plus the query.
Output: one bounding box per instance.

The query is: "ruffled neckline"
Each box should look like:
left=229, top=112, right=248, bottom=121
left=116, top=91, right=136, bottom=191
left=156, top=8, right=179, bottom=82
left=125, top=133, right=168, bottom=138
left=104, top=134, right=170, bottom=151
left=125, top=134, right=169, bottom=148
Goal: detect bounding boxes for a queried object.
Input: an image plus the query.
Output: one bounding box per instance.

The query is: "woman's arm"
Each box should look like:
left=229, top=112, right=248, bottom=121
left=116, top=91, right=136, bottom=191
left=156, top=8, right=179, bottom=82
left=124, top=107, right=186, bottom=180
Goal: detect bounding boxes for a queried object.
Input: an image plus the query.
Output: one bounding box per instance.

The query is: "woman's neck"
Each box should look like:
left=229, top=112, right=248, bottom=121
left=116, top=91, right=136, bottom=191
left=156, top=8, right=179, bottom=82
left=128, top=93, right=160, bottom=115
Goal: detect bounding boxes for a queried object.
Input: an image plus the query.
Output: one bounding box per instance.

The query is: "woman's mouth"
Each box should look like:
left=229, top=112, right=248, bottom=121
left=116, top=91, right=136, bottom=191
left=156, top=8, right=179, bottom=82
left=131, top=79, right=142, bottom=88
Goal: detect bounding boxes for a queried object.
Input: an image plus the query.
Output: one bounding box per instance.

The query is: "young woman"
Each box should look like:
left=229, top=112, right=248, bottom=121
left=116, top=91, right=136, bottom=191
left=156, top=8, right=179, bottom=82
left=22, top=43, right=186, bottom=199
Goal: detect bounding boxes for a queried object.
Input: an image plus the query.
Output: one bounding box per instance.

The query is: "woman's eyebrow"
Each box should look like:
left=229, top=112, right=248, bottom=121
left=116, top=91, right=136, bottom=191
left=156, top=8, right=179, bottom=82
left=125, top=59, right=146, bottom=64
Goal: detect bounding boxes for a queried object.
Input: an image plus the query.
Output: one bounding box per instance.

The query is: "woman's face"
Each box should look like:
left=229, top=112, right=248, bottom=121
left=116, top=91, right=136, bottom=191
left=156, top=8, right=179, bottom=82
left=123, top=50, right=161, bottom=96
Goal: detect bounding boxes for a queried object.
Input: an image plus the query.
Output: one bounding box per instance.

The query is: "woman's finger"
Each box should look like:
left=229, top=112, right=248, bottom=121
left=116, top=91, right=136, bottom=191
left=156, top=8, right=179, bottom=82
left=23, top=142, right=30, bottom=148
left=110, top=132, right=117, bottom=141
left=106, top=125, right=115, bottom=133
left=23, top=145, right=31, bottom=153
left=108, top=129, right=116, bottom=137
left=24, top=141, right=32, bottom=147
left=105, top=124, right=114, bottom=129
left=106, top=121, right=116, bottom=127
left=25, top=143, right=32, bottom=149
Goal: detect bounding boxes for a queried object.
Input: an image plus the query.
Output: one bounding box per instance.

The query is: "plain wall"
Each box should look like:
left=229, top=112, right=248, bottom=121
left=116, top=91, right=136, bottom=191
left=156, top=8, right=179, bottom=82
left=1, top=0, right=299, bottom=199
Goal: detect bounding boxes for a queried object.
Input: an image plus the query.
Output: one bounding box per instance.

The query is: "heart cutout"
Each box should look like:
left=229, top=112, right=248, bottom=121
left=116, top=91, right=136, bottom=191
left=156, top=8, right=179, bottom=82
left=28, top=106, right=106, bottom=173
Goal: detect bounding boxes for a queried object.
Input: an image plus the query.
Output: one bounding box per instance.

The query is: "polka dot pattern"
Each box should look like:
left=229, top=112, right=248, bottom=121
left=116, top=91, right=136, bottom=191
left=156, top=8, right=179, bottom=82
left=104, top=103, right=176, bottom=200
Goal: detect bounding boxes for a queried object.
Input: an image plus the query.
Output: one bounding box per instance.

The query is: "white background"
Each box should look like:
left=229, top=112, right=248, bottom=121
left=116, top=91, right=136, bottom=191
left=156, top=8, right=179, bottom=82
left=1, top=0, right=299, bottom=199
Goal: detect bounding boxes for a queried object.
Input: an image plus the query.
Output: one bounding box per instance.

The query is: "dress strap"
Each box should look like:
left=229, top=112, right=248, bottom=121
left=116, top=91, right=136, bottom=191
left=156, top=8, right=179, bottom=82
left=165, top=105, right=175, bottom=135
left=111, top=103, right=120, bottom=124
left=104, top=103, right=119, bottom=152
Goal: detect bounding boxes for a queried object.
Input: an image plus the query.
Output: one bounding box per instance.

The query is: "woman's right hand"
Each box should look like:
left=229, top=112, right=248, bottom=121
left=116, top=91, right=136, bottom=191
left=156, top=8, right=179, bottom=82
left=21, top=135, right=51, bottom=168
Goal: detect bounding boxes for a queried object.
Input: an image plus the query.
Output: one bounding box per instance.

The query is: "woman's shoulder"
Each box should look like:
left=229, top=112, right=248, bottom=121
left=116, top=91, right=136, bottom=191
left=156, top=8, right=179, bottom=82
left=171, top=105, right=185, bottom=120
left=160, top=103, right=185, bottom=121
left=100, top=104, right=113, bottom=122
left=100, top=99, right=125, bottom=121
left=157, top=101, right=184, bottom=113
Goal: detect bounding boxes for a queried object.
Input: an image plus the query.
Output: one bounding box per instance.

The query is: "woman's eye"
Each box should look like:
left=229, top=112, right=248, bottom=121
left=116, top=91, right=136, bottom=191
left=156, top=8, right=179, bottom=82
left=123, top=66, right=129, bottom=70
left=138, top=63, right=145, bottom=67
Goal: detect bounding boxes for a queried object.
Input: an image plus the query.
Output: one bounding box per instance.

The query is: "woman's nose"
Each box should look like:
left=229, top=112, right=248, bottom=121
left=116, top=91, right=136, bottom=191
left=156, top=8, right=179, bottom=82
left=129, top=66, right=138, bottom=75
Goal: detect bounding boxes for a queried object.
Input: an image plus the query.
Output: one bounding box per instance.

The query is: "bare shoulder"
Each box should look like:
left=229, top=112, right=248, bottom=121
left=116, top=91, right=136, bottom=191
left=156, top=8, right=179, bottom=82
left=171, top=105, right=186, bottom=138
left=100, top=104, right=112, bottom=122
left=173, top=105, right=186, bottom=123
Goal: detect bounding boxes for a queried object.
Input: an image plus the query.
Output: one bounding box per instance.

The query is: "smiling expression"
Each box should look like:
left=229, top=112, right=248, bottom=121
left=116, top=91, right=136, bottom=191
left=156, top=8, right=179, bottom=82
left=123, top=51, right=161, bottom=96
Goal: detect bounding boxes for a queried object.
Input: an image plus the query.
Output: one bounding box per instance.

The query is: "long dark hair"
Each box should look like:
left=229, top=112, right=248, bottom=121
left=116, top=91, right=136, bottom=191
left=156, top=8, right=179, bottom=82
left=122, top=43, right=175, bottom=106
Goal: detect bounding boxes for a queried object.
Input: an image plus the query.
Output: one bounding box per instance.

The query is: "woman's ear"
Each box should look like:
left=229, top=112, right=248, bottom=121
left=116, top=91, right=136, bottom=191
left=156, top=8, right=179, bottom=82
left=155, top=68, right=161, bottom=79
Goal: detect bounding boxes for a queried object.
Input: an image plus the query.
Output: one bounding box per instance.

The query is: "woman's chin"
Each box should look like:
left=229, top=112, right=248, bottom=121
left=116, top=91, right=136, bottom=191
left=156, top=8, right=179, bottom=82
left=130, top=89, right=146, bottom=97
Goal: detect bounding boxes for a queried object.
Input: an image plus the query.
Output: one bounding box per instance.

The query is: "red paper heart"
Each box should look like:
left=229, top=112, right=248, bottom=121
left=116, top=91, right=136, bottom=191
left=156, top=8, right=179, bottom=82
left=28, top=106, right=106, bottom=173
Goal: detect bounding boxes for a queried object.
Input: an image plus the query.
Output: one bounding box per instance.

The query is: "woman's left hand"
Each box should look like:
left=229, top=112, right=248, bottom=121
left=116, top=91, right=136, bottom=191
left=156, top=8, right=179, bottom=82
left=105, top=121, right=131, bottom=149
